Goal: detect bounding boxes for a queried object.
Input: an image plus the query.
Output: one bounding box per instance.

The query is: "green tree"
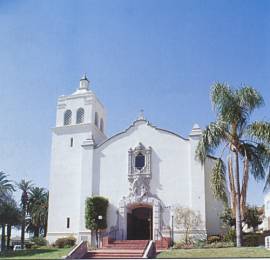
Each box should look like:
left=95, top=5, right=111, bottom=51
left=0, top=172, right=15, bottom=251
left=27, top=187, right=48, bottom=237
left=244, top=205, right=262, bottom=231
left=85, top=196, right=108, bottom=247
left=0, top=195, right=21, bottom=251
left=16, top=179, right=33, bottom=249
left=196, top=83, right=270, bottom=247
left=220, top=207, right=236, bottom=228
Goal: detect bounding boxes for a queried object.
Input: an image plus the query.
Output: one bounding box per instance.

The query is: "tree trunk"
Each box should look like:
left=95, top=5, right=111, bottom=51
left=233, top=150, right=242, bottom=247
left=1, top=224, right=5, bottom=251
left=21, top=207, right=25, bottom=250
left=43, top=225, right=47, bottom=237
left=96, top=229, right=98, bottom=248
left=228, top=156, right=236, bottom=217
left=240, top=158, right=249, bottom=220
left=34, top=226, right=39, bottom=237
left=7, top=224, right=11, bottom=249
left=185, top=230, right=188, bottom=244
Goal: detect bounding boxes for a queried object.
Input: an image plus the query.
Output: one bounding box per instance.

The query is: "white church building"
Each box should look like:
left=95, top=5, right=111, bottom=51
left=47, top=75, right=224, bottom=244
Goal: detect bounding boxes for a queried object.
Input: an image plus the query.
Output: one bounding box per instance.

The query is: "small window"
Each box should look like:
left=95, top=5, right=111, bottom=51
left=76, top=108, right=84, bottom=124
left=64, top=110, right=72, bottom=125
left=67, top=217, right=70, bottom=228
left=70, top=138, right=73, bottom=147
left=100, top=118, right=104, bottom=133
left=95, top=112, right=99, bottom=127
left=135, top=153, right=145, bottom=170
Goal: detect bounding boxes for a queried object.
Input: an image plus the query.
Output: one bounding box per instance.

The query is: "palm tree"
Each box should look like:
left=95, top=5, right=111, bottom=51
left=196, top=83, right=270, bottom=247
left=0, top=171, right=15, bottom=203
left=27, top=187, right=48, bottom=237
left=0, top=195, right=20, bottom=251
left=16, top=179, right=33, bottom=249
left=0, top=172, right=15, bottom=251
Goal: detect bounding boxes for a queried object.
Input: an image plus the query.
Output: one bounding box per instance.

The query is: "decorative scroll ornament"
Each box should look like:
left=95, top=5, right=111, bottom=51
left=128, top=143, right=152, bottom=200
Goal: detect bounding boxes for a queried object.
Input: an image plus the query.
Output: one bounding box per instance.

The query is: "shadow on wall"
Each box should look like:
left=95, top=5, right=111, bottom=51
left=92, top=149, right=106, bottom=195
left=150, top=148, right=163, bottom=195
left=102, top=203, right=123, bottom=240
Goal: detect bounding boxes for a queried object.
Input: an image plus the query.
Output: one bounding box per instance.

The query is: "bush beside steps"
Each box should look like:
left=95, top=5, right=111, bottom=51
left=54, top=236, right=76, bottom=248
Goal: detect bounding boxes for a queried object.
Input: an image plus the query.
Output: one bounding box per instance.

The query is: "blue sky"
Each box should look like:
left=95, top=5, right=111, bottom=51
left=0, top=0, right=269, bottom=205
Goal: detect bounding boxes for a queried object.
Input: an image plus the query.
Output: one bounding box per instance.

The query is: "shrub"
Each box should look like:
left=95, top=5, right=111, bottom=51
left=243, top=233, right=261, bottom=247
left=55, top=236, right=76, bottom=248
left=85, top=196, right=109, bottom=246
left=203, top=241, right=234, bottom=248
left=173, top=241, right=194, bottom=249
left=194, top=239, right=207, bottom=248
left=85, top=196, right=109, bottom=231
left=207, top=235, right=221, bottom=244
left=223, top=228, right=236, bottom=243
left=25, top=243, right=33, bottom=249
left=31, top=237, right=48, bottom=247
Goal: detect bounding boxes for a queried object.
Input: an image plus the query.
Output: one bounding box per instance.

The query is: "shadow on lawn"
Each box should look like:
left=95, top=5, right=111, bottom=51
left=0, top=248, right=58, bottom=258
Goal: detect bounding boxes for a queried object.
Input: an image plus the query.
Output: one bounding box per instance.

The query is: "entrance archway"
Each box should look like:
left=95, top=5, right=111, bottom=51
left=127, top=205, right=152, bottom=240
left=119, top=196, right=160, bottom=240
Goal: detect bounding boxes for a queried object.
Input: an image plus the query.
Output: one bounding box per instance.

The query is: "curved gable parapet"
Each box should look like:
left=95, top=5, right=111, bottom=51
left=95, top=119, right=188, bottom=149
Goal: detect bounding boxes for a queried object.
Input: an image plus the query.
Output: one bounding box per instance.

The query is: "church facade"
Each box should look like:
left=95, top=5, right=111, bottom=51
left=47, top=76, right=224, bottom=244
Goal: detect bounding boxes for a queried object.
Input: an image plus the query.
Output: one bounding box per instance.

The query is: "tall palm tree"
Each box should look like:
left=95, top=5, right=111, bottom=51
left=196, top=83, right=270, bottom=247
left=1, top=196, right=21, bottom=249
left=0, top=195, right=20, bottom=251
left=16, top=179, right=33, bottom=249
left=0, top=171, right=15, bottom=251
left=27, top=187, right=48, bottom=237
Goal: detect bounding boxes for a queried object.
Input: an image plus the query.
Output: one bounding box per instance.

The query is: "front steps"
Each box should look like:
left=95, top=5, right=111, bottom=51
left=84, top=240, right=149, bottom=259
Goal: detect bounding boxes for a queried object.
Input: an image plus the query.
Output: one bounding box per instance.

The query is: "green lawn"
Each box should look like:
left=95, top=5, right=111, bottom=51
left=157, top=247, right=270, bottom=258
left=0, top=246, right=73, bottom=259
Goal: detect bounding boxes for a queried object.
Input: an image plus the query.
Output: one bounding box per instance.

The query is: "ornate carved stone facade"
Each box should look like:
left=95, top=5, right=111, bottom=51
left=128, top=143, right=152, bottom=200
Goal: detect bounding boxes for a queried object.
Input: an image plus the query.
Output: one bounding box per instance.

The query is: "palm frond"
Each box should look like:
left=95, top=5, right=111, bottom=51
left=239, top=143, right=270, bottom=181
left=237, top=86, right=264, bottom=113
left=210, top=158, right=228, bottom=205
left=247, top=121, right=270, bottom=143
left=0, top=171, right=15, bottom=197
left=211, top=83, right=248, bottom=126
left=16, top=179, right=33, bottom=192
left=264, top=169, right=270, bottom=192
left=196, top=120, right=228, bottom=163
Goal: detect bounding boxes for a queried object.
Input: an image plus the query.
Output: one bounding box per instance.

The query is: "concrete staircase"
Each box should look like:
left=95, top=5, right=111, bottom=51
left=155, top=237, right=171, bottom=251
left=84, top=240, right=149, bottom=259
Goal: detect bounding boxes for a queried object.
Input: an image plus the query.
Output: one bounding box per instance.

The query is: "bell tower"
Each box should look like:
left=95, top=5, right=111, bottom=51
left=55, top=74, right=106, bottom=144
left=47, top=74, right=107, bottom=243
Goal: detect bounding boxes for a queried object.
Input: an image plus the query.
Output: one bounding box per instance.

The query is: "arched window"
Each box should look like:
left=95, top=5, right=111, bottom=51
left=64, top=110, right=72, bottom=125
left=76, top=108, right=84, bottom=124
left=100, top=118, right=104, bottom=133
left=94, top=112, right=99, bottom=127
left=135, top=152, right=145, bottom=170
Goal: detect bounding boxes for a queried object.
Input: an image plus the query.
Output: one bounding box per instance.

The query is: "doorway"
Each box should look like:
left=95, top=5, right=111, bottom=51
left=127, top=205, right=153, bottom=240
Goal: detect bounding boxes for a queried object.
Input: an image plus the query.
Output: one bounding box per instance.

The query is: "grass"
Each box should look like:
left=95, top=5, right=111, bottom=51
left=157, top=247, right=270, bottom=258
left=0, top=246, right=73, bottom=259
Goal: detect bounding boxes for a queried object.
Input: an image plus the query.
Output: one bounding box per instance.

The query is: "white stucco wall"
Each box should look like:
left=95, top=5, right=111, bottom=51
left=263, top=193, right=270, bottom=230
left=204, top=157, right=224, bottom=235
left=47, top=82, right=106, bottom=243
left=72, top=120, right=213, bottom=242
